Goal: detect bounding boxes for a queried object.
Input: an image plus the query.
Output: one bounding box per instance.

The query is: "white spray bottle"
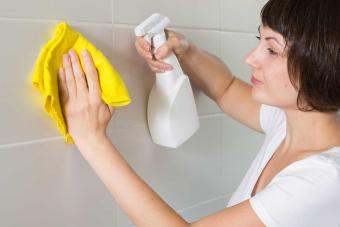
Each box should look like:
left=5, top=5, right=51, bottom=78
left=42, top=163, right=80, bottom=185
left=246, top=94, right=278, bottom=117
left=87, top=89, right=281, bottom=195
left=134, top=13, right=200, bottom=148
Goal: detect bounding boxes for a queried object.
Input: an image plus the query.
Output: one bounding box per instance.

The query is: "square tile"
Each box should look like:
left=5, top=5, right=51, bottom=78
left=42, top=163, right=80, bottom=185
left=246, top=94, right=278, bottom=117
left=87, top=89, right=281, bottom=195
left=110, top=116, right=223, bottom=214
left=221, top=0, right=268, bottom=32
left=0, top=139, right=115, bottom=227
left=0, top=0, right=112, bottom=22
left=220, top=32, right=258, bottom=83
left=113, top=0, right=220, bottom=29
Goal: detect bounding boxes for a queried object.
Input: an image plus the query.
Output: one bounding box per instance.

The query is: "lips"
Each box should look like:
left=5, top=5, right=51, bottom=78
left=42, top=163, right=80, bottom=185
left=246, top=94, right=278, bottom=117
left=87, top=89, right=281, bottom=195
left=251, top=75, right=263, bottom=85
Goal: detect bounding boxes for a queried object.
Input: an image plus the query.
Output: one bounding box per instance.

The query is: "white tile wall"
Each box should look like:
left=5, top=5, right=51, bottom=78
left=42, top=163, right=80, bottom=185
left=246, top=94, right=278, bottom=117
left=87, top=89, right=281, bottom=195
left=0, top=139, right=115, bottom=227
left=111, top=117, right=224, bottom=225
left=220, top=32, right=259, bottom=83
left=0, top=20, right=58, bottom=145
left=176, top=28, right=222, bottom=115
left=221, top=116, right=264, bottom=195
left=113, top=0, right=220, bottom=29
left=221, top=0, right=268, bottom=32
left=0, top=0, right=112, bottom=22
left=0, top=0, right=268, bottom=226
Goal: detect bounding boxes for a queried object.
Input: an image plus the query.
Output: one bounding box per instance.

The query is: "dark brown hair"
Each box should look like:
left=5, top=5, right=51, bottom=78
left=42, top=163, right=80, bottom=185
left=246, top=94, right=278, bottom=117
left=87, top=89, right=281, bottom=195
left=261, top=0, right=340, bottom=112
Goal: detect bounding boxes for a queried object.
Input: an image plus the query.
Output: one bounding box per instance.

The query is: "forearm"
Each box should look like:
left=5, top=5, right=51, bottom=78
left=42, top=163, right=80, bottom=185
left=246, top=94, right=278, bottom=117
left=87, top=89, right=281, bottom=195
left=179, top=42, right=235, bottom=102
left=75, top=136, right=189, bottom=227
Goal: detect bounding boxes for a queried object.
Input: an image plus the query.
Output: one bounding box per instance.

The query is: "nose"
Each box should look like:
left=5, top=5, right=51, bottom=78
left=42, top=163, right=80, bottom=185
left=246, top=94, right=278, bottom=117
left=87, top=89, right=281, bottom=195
left=245, top=48, right=259, bottom=68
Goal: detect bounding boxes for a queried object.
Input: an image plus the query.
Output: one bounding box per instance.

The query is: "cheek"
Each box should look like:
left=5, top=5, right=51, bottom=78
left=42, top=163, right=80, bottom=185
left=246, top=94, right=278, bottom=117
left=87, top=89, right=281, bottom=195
left=251, top=76, right=298, bottom=106
left=270, top=79, right=298, bottom=105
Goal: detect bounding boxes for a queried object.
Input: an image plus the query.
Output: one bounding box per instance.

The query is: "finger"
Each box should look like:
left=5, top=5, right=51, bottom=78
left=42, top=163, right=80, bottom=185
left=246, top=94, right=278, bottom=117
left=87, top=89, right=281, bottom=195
left=154, top=43, right=172, bottom=60
left=108, top=105, right=115, bottom=115
left=81, top=49, right=100, bottom=96
left=149, top=65, right=165, bottom=73
left=58, top=67, right=69, bottom=104
left=147, top=59, right=172, bottom=71
left=135, top=42, right=153, bottom=60
left=68, top=49, right=88, bottom=98
left=147, top=60, right=165, bottom=72
left=63, top=53, right=77, bottom=100
left=136, top=36, right=151, bottom=51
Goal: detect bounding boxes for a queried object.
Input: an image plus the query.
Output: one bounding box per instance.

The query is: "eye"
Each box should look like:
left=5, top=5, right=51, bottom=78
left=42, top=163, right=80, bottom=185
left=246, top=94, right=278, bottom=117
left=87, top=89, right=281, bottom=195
left=267, top=48, right=278, bottom=56
left=256, top=35, right=260, bottom=40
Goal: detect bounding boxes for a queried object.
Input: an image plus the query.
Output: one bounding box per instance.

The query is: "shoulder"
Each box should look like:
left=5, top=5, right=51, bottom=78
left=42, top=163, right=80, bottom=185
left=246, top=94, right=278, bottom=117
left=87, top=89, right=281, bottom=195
left=271, top=149, right=340, bottom=200
left=249, top=150, right=340, bottom=226
left=276, top=150, right=340, bottom=194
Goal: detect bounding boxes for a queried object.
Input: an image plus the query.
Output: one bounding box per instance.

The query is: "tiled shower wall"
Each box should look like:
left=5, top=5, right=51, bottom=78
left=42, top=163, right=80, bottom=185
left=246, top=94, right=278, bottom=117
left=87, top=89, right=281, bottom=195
left=0, top=0, right=267, bottom=226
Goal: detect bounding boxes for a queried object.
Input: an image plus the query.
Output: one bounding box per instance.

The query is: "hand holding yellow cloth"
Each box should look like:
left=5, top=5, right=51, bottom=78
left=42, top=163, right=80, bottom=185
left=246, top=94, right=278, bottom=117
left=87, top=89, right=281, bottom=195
left=32, top=21, right=131, bottom=144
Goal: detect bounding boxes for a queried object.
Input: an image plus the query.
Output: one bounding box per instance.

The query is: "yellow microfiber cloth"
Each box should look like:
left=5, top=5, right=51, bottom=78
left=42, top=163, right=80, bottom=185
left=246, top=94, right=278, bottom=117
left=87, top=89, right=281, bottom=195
left=32, top=21, right=131, bottom=144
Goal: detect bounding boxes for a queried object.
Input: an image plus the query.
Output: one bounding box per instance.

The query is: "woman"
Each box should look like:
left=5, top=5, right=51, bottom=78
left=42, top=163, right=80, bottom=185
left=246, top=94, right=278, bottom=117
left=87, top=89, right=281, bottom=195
left=57, top=0, right=340, bottom=226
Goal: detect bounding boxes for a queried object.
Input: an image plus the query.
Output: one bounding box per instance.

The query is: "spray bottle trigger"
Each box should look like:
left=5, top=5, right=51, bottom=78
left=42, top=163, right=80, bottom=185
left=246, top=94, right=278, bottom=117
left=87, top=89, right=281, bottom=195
left=150, top=36, right=158, bottom=60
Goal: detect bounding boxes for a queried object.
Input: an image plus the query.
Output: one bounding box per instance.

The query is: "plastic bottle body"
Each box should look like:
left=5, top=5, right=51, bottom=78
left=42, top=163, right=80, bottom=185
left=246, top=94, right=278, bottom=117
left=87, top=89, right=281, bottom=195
left=135, top=13, right=200, bottom=148
left=147, top=74, right=199, bottom=148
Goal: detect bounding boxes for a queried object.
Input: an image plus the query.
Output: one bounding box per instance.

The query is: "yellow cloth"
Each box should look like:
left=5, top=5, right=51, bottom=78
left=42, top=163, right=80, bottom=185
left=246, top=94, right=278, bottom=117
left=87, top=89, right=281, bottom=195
left=32, top=21, right=131, bottom=144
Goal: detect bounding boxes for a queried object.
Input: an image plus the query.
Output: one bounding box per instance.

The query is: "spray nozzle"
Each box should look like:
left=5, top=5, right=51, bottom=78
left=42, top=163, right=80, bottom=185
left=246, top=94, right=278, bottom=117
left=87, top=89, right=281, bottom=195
left=134, top=13, right=170, bottom=44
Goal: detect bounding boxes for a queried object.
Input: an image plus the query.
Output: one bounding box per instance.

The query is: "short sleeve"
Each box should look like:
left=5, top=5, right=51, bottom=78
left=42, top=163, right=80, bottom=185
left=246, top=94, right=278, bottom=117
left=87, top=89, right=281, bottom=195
left=260, top=104, right=286, bottom=134
left=249, top=158, right=340, bottom=227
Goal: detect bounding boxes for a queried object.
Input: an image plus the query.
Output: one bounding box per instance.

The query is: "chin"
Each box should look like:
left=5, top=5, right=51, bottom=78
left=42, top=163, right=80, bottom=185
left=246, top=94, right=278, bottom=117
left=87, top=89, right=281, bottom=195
left=251, top=86, right=268, bottom=103
left=251, top=87, right=297, bottom=109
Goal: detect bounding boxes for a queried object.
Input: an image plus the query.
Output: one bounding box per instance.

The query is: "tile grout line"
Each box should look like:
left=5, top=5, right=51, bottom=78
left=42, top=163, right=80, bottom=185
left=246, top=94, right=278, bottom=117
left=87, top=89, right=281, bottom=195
left=0, top=16, right=258, bottom=34
left=111, top=1, right=117, bottom=226
left=0, top=17, right=257, bottom=35
left=0, top=136, right=64, bottom=150
left=114, top=23, right=258, bottom=35
left=218, top=0, right=223, bottom=58
left=219, top=115, right=225, bottom=198
left=219, top=0, right=224, bottom=194
left=0, top=16, right=113, bottom=26
left=199, top=113, right=225, bottom=119
left=0, top=114, right=224, bottom=150
left=177, top=193, right=232, bottom=213
left=0, top=125, right=148, bottom=150
left=130, top=193, right=231, bottom=226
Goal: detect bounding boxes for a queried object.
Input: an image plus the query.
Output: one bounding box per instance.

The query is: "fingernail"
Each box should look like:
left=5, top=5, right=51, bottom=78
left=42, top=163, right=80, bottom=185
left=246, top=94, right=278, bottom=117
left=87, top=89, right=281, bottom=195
left=155, top=50, right=161, bottom=59
left=59, top=68, right=63, bottom=75
left=81, top=49, right=87, bottom=57
left=63, top=54, right=69, bottom=61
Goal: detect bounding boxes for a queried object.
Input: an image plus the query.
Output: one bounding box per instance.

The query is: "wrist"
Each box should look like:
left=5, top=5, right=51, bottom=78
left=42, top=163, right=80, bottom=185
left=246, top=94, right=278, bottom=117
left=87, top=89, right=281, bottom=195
left=73, top=132, right=109, bottom=149
left=177, top=41, right=195, bottom=62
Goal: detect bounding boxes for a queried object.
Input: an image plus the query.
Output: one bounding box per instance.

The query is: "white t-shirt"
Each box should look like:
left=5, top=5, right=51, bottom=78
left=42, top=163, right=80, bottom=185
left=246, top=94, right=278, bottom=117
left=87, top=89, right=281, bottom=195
left=227, top=104, right=340, bottom=227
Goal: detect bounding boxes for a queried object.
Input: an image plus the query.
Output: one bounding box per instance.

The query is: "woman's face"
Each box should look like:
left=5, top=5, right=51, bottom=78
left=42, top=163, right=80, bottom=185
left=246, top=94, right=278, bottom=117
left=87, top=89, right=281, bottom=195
left=245, top=25, right=298, bottom=109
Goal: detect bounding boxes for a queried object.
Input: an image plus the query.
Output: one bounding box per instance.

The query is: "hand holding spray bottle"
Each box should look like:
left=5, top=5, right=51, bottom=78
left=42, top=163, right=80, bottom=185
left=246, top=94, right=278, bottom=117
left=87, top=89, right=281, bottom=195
left=134, top=13, right=199, bottom=148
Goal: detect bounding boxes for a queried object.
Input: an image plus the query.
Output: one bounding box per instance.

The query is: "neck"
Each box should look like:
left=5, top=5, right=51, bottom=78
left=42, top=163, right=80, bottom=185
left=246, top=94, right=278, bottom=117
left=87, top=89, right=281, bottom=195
left=281, top=108, right=340, bottom=154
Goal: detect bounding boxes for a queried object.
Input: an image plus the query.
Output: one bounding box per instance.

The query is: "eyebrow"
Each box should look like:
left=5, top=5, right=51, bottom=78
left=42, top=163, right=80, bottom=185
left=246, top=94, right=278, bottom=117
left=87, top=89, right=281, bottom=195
left=258, top=25, right=284, bottom=47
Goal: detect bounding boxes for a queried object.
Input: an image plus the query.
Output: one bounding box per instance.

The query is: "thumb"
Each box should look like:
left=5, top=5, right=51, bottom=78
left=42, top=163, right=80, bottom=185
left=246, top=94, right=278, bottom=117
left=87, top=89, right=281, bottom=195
left=108, top=106, right=116, bottom=115
left=154, top=43, right=173, bottom=60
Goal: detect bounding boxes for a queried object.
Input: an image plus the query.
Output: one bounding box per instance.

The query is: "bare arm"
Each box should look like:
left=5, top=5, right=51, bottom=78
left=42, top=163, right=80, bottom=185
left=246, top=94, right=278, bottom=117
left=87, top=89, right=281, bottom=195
left=77, top=135, right=264, bottom=227
left=77, top=135, right=188, bottom=227
left=180, top=42, right=235, bottom=102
